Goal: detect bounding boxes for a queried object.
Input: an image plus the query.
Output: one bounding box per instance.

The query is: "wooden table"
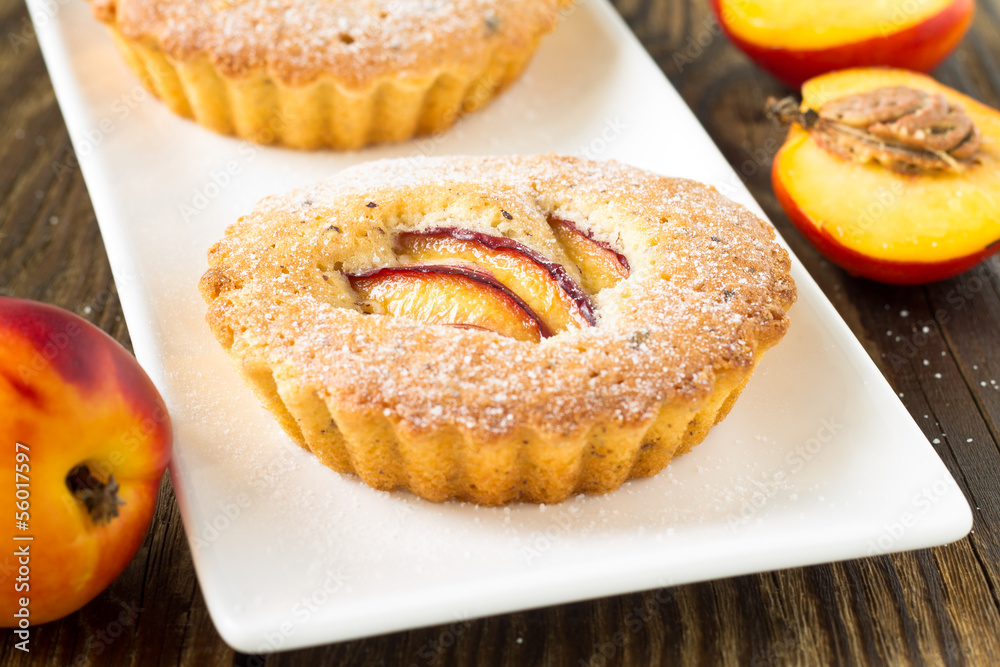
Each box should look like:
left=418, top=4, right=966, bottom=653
left=3, top=0, right=999, bottom=664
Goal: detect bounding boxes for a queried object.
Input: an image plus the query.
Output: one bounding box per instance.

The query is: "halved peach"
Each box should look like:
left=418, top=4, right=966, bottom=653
left=548, top=217, right=629, bottom=293
left=348, top=266, right=546, bottom=342
left=711, top=0, right=973, bottom=87
left=772, top=68, right=1000, bottom=284
left=396, top=228, right=595, bottom=332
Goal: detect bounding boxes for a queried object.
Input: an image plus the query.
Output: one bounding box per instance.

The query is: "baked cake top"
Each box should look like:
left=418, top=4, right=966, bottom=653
left=200, top=154, right=796, bottom=442
left=90, top=0, right=571, bottom=87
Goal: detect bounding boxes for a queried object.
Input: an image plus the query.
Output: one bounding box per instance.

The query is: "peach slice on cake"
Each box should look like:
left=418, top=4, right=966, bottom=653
left=771, top=68, right=1000, bottom=284
left=711, top=0, right=973, bottom=87
left=348, top=265, right=547, bottom=342
left=395, top=228, right=596, bottom=332
left=548, top=217, right=630, bottom=293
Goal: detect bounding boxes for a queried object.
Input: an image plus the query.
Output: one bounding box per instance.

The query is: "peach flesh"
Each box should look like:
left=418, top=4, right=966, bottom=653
left=349, top=265, right=547, bottom=342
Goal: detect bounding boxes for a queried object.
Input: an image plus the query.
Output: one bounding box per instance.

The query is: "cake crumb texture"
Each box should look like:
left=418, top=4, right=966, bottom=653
left=89, top=0, right=573, bottom=148
left=200, top=154, right=797, bottom=504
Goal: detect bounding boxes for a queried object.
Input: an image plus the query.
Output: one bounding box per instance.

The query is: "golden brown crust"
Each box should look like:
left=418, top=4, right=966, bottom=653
left=89, top=0, right=569, bottom=88
left=87, top=0, right=571, bottom=148
left=200, top=154, right=797, bottom=504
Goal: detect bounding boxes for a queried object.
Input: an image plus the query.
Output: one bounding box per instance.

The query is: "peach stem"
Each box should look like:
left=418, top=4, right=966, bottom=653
left=66, top=464, right=124, bottom=526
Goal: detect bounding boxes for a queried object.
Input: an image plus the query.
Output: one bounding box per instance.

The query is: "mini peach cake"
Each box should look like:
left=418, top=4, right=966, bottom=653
left=199, top=155, right=797, bottom=504
left=87, top=0, right=571, bottom=149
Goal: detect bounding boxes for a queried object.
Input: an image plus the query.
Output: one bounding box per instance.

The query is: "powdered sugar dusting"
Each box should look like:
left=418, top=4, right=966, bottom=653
left=93, top=0, right=569, bottom=86
left=201, top=154, right=796, bottom=443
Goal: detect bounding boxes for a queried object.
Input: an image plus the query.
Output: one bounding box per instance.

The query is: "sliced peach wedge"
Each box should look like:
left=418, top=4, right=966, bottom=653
left=395, top=228, right=596, bottom=332
left=712, top=0, right=973, bottom=87
left=771, top=68, right=1000, bottom=284
left=548, top=217, right=629, bottom=293
left=348, top=266, right=547, bottom=342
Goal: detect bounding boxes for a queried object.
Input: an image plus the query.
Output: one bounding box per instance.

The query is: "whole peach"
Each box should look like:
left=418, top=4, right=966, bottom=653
left=0, top=297, right=172, bottom=627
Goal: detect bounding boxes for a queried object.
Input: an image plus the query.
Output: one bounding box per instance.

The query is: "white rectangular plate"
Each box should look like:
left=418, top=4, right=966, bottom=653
left=29, top=0, right=972, bottom=653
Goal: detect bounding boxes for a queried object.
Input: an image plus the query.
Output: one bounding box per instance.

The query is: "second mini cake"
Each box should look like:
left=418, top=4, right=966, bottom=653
left=200, top=155, right=797, bottom=504
left=88, top=0, right=572, bottom=149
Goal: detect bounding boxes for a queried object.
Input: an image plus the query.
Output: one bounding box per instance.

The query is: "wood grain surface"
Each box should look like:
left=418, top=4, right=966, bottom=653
left=2, top=0, right=999, bottom=664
